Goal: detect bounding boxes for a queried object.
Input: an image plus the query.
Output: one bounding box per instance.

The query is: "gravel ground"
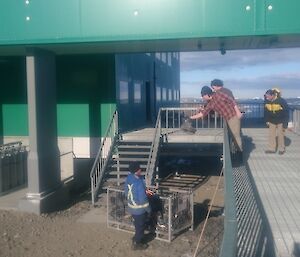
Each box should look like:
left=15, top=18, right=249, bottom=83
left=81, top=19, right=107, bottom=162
left=0, top=176, right=224, bottom=257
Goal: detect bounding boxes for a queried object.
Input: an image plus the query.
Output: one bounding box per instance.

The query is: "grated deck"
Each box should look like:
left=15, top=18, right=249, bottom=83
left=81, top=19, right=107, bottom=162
left=243, top=128, right=300, bottom=257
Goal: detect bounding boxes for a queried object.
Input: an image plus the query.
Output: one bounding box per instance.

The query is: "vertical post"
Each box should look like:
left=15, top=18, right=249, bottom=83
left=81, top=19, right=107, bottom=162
left=168, top=197, right=172, bottom=242
left=19, top=48, right=68, bottom=214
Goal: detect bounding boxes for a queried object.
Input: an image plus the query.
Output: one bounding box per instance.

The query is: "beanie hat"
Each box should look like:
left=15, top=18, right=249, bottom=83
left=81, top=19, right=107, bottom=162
left=211, top=79, right=224, bottom=87
left=129, top=161, right=141, bottom=173
left=272, top=87, right=281, bottom=97
left=265, top=89, right=274, bottom=96
left=201, top=86, right=213, bottom=97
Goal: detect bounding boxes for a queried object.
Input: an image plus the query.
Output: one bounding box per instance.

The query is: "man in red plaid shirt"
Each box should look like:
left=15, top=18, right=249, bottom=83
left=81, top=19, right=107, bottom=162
left=190, top=86, right=243, bottom=162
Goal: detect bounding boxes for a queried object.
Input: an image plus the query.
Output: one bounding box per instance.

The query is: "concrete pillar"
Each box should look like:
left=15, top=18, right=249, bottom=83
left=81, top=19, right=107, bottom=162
left=19, top=48, right=68, bottom=214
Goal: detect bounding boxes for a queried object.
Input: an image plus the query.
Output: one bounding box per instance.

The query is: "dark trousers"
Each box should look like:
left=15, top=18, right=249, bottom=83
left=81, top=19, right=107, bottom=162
left=132, top=212, right=147, bottom=244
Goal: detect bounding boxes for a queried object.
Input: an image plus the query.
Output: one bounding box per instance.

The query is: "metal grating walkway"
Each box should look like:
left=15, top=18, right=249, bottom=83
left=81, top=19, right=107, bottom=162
left=243, top=128, right=300, bottom=257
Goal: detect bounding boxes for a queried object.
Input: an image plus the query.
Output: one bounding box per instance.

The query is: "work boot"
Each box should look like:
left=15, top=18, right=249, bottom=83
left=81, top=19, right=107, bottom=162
left=132, top=241, right=148, bottom=250
left=265, top=150, right=276, bottom=154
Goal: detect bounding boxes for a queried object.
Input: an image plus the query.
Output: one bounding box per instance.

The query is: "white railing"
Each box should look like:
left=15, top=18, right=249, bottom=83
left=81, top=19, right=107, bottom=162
left=160, top=107, right=223, bottom=130
left=291, top=106, right=300, bottom=135
left=145, top=107, right=222, bottom=186
left=145, top=109, right=162, bottom=187
left=90, top=110, right=118, bottom=205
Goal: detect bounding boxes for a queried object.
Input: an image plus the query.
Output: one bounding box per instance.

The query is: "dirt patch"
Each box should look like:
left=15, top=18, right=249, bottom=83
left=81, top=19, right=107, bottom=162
left=0, top=176, right=224, bottom=257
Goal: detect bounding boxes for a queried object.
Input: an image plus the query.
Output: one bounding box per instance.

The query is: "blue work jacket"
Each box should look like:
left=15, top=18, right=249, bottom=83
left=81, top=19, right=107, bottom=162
left=124, top=173, right=150, bottom=215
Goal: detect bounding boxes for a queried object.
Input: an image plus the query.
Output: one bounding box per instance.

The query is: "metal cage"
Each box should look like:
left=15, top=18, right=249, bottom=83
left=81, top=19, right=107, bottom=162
left=107, top=187, right=193, bottom=242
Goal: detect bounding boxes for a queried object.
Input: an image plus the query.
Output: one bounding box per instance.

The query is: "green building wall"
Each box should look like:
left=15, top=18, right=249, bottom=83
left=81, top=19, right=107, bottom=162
left=0, top=57, right=27, bottom=137
left=56, top=54, right=116, bottom=137
left=0, top=55, right=116, bottom=138
left=0, top=53, right=179, bottom=137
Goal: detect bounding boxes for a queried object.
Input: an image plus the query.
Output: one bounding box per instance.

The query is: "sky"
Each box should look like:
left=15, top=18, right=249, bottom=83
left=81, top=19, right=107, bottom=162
left=180, top=48, right=300, bottom=99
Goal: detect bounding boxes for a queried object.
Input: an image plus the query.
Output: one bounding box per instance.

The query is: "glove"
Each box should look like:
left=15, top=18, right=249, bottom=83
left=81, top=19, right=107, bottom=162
left=283, top=122, right=288, bottom=129
left=146, top=189, right=154, bottom=197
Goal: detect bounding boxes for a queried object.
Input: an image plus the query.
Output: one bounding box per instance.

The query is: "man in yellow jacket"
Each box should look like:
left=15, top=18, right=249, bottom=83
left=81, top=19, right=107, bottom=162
left=264, top=89, right=289, bottom=155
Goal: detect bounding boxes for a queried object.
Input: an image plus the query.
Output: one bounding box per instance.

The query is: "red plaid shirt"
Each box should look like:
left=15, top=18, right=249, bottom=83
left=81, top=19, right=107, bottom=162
left=202, top=91, right=236, bottom=121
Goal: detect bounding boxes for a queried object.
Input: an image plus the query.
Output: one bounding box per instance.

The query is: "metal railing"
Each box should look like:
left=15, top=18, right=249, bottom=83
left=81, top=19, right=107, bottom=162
left=145, top=107, right=223, bottom=187
left=181, top=102, right=265, bottom=119
left=219, top=123, right=276, bottom=257
left=161, top=107, right=224, bottom=130
left=0, top=141, right=28, bottom=194
left=219, top=123, right=237, bottom=257
left=90, top=110, right=118, bottom=205
left=290, top=105, right=300, bottom=135
left=233, top=165, right=275, bottom=257
left=238, top=102, right=264, bottom=118
left=145, top=109, right=162, bottom=187
left=107, top=186, right=193, bottom=242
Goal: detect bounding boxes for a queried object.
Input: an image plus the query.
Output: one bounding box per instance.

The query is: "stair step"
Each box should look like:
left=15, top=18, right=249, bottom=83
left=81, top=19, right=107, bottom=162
left=110, top=166, right=146, bottom=171
left=94, top=136, right=158, bottom=204
left=112, top=157, right=148, bottom=162
left=103, top=180, right=125, bottom=189
left=108, top=171, right=146, bottom=176
left=119, top=139, right=152, bottom=145
left=105, top=177, right=127, bottom=182
left=116, top=151, right=150, bottom=155
left=111, top=163, right=147, bottom=169
left=118, top=144, right=151, bottom=149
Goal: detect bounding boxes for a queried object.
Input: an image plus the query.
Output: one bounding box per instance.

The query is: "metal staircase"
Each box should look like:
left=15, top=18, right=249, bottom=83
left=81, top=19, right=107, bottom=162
left=89, top=112, right=161, bottom=205
left=103, top=140, right=152, bottom=187
left=90, top=107, right=224, bottom=205
left=90, top=110, right=162, bottom=205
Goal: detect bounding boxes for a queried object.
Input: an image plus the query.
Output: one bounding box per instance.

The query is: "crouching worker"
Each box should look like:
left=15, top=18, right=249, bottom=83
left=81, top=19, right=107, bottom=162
left=124, top=161, right=151, bottom=250
left=146, top=189, right=164, bottom=233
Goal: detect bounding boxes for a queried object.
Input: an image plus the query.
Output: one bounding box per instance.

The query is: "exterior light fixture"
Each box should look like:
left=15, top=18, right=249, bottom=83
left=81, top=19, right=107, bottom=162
left=220, top=43, right=226, bottom=55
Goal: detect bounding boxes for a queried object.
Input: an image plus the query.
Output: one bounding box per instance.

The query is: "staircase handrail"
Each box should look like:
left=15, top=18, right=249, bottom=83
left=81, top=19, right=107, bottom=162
left=145, top=108, right=162, bottom=186
left=90, top=110, right=118, bottom=205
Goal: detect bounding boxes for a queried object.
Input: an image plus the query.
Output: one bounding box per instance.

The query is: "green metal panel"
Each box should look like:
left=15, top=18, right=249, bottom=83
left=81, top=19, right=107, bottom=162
left=0, top=102, right=117, bottom=137
left=57, top=104, right=89, bottom=137
left=2, top=104, right=28, bottom=136
left=100, top=103, right=117, bottom=135
left=265, top=0, right=300, bottom=32
left=25, top=0, right=81, bottom=39
left=1, top=0, right=300, bottom=46
left=0, top=0, right=81, bottom=43
left=201, top=0, right=254, bottom=35
left=80, top=0, right=205, bottom=38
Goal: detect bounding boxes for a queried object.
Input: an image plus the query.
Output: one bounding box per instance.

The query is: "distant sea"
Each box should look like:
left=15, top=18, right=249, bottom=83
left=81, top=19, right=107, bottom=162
left=181, top=98, right=300, bottom=119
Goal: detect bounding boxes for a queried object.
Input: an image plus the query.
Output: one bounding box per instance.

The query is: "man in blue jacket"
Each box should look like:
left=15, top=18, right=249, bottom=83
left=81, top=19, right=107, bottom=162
left=124, top=161, right=151, bottom=250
